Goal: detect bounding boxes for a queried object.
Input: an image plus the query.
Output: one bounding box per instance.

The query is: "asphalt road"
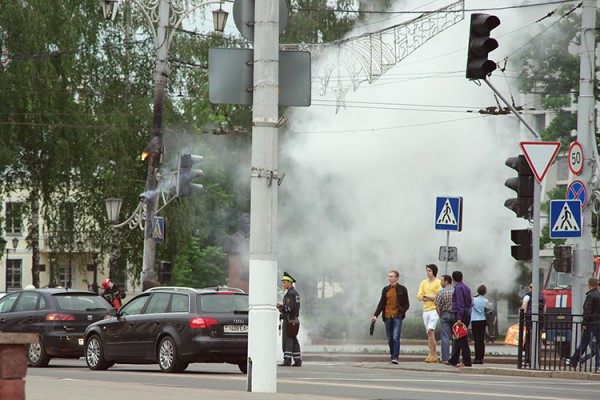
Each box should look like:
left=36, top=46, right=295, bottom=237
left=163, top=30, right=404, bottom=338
left=26, top=358, right=600, bottom=400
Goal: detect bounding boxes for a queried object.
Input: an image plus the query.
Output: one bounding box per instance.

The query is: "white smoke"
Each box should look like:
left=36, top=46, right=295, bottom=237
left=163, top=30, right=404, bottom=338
left=277, top=0, right=559, bottom=319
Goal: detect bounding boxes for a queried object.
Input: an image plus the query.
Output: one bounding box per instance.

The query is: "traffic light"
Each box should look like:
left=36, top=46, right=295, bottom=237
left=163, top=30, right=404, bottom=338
left=466, top=13, right=501, bottom=80
left=505, top=155, right=534, bottom=219
left=510, top=229, right=532, bottom=261
left=177, top=153, right=204, bottom=197
left=553, top=246, right=572, bottom=272
left=159, top=261, right=172, bottom=284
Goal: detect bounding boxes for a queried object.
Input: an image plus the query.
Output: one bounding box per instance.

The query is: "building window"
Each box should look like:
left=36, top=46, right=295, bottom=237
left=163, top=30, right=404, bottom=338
left=6, top=259, right=22, bottom=290
left=5, top=202, right=24, bottom=235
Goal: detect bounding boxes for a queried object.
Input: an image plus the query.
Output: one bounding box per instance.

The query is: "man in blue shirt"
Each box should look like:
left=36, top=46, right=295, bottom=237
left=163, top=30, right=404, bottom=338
left=448, top=271, right=472, bottom=367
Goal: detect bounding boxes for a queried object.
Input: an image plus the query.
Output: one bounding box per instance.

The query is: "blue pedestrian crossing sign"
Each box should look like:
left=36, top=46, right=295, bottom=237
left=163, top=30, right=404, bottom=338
left=435, top=196, right=463, bottom=231
left=549, top=200, right=582, bottom=238
left=152, top=216, right=165, bottom=243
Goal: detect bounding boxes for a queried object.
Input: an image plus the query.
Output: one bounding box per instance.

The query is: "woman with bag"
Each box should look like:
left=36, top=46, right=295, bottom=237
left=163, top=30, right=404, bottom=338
left=276, top=271, right=302, bottom=367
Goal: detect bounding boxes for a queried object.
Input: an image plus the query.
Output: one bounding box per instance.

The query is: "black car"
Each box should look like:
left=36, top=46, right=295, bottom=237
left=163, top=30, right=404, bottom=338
left=0, top=288, right=112, bottom=367
left=84, top=286, right=249, bottom=373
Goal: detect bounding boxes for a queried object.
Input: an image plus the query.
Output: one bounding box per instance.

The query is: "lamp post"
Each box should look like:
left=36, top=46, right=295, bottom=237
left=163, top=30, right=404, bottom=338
left=0, top=237, right=18, bottom=257
left=100, top=0, right=228, bottom=289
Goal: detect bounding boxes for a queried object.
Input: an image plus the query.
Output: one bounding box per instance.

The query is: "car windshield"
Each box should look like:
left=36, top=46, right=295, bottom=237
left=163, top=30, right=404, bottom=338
left=54, top=294, right=111, bottom=311
left=198, top=294, right=249, bottom=313
left=545, top=268, right=572, bottom=290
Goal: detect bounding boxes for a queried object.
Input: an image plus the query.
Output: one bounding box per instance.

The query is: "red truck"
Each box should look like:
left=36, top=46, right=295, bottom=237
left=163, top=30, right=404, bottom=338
left=541, top=256, right=600, bottom=358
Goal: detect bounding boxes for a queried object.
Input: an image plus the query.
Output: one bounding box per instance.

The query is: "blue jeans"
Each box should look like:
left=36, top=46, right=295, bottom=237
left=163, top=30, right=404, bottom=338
left=384, top=317, right=403, bottom=360
left=440, top=311, right=454, bottom=362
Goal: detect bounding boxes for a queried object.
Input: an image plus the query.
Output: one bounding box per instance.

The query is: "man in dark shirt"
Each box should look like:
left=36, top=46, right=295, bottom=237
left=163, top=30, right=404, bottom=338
left=566, top=277, right=600, bottom=369
left=371, top=270, right=410, bottom=364
left=447, top=271, right=472, bottom=367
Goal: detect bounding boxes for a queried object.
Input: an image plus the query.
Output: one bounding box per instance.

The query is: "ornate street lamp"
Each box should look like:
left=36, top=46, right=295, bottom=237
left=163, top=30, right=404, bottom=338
left=100, top=0, right=119, bottom=21
left=104, top=197, right=122, bottom=225
left=212, top=2, right=229, bottom=32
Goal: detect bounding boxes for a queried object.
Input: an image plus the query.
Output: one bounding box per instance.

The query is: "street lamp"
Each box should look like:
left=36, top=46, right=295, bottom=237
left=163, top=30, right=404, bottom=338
left=212, top=2, right=229, bottom=33
left=100, top=0, right=226, bottom=289
left=0, top=237, right=18, bottom=256
left=104, top=197, right=122, bottom=225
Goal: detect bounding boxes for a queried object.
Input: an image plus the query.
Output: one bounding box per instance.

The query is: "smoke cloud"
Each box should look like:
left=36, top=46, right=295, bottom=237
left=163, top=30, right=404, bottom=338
left=276, top=0, right=558, bottom=326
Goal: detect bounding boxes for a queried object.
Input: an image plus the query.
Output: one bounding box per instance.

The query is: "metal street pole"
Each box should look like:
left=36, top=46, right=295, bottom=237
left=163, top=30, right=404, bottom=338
left=247, top=0, right=279, bottom=393
left=573, top=0, right=596, bottom=336
left=103, top=0, right=223, bottom=290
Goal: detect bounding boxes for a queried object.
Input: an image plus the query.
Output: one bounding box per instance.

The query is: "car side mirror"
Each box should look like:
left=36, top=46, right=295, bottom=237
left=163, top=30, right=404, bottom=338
left=107, top=308, right=118, bottom=317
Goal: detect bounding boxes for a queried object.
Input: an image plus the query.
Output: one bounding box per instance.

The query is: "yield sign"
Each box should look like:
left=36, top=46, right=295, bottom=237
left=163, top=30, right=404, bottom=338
left=520, top=141, right=561, bottom=183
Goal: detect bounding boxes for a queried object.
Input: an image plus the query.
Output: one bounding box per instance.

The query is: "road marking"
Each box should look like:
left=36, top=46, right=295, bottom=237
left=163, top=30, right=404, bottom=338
left=276, top=377, right=587, bottom=400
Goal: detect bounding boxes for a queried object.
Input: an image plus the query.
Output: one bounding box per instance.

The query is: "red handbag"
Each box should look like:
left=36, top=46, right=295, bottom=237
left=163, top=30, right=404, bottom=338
left=452, top=321, right=468, bottom=339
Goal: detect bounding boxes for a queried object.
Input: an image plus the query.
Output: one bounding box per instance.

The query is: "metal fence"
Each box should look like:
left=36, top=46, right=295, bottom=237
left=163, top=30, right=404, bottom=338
left=517, top=310, right=598, bottom=371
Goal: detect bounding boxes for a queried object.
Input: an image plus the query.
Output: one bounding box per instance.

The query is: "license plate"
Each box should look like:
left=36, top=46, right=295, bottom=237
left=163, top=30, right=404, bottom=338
left=78, top=338, right=84, bottom=346
left=224, top=325, right=248, bottom=333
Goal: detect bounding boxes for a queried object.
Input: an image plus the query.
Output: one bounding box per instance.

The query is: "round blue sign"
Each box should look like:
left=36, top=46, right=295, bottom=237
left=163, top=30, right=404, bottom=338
left=566, top=180, right=586, bottom=209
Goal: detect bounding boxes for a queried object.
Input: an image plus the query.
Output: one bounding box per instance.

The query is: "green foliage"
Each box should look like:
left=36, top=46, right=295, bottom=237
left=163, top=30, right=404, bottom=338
left=172, top=239, right=227, bottom=288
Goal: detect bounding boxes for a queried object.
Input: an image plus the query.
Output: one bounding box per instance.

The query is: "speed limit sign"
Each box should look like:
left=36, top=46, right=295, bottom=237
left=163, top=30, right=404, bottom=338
left=569, top=141, right=583, bottom=175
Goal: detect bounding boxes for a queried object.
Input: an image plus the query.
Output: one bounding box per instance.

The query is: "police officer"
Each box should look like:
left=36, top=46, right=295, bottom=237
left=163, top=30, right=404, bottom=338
left=276, top=271, right=301, bottom=367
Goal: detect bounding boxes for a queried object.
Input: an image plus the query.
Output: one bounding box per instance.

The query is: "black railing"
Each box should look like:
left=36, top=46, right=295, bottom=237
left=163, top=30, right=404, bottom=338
left=518, top=309, right=598, bottom=371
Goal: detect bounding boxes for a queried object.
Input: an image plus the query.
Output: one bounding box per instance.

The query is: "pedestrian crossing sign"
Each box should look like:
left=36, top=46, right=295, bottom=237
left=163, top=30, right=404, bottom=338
left=435, top=196, right=463, bottom=231
left=549, top=200, right=582, bottom=238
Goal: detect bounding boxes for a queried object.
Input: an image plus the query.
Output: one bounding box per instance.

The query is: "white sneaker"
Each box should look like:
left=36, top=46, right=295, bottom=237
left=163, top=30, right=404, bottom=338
left=391, top=359, right=398, bottom=364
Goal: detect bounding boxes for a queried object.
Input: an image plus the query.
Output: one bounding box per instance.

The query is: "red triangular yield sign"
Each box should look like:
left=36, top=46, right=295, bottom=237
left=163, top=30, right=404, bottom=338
left=520, top=141, right=561, bottom=182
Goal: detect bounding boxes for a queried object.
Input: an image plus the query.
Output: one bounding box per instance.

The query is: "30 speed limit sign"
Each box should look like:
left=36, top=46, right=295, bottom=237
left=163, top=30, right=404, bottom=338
left=569, top=141, right=583, bottom=175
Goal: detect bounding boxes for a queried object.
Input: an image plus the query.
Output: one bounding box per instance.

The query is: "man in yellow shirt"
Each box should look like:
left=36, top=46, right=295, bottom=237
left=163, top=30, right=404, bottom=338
left=417, top=264, right=442, bottom=362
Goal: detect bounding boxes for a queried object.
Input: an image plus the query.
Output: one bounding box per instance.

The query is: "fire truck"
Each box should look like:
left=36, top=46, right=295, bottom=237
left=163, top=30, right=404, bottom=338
left=542, top=256, right=600, bottom=313
left=541, top=254, right=600, bottom=357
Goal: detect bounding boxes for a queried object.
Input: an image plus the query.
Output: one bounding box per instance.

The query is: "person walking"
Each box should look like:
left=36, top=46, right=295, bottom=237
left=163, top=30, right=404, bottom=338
left=566, top=277, right=600, bottom=370
left=435, top=274, right=454, bottom=364
left=276, top=271, right=302, bottom=367
left=471, top=285, right=490, bottom=364
left=100, top=279, right=126, bottom=310
left=447, top=271, right=472, bottom=367
left=417, top=264, right=442, bottom=363
left=371, top=270, right=410, bottom=364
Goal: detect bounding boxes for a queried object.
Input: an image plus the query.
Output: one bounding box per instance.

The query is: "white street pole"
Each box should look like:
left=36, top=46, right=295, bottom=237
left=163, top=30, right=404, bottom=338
left=247, top=0, right=280, bottom=393
left=572, top=0, right=596, bottom=340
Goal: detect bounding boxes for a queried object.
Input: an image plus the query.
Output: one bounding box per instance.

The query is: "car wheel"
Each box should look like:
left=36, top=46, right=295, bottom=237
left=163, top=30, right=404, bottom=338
left=158, top=336, right=187, bottom=373
left=238, top=362, right=248, bottom=374
left=85, top=335, right=113, bottom=370
left=27, top=339, right=50, bottom=367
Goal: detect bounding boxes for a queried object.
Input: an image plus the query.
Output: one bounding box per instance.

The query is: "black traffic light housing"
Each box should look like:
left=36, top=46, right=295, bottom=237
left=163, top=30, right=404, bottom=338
left=466, top=13, right=501, bottom=80
left=553, top=245, right=572, bottom=272
left=505, top=155, right=534, bottom=219
left=159, top=261, right=172, bottom=284
left=511, top=229, right=532, bottom=261
left=177, top=153, right=204, bottom=197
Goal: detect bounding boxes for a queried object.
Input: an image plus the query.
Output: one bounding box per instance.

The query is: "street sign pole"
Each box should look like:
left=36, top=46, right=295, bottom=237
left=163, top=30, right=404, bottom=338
left=444, top=232, right=449, bottom=274
left=531, top=180, right=541, bottom=369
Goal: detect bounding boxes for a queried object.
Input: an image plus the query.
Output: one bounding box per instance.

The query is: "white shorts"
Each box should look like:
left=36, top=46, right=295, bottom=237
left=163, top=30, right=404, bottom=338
left=423, top=309, right=439, bottom=331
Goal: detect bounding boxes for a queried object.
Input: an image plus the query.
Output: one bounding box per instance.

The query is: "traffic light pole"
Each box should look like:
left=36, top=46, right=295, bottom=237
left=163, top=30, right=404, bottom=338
left=572, top=0, right=597, bottom=347
left=484, top=77, right=544, bottom=366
